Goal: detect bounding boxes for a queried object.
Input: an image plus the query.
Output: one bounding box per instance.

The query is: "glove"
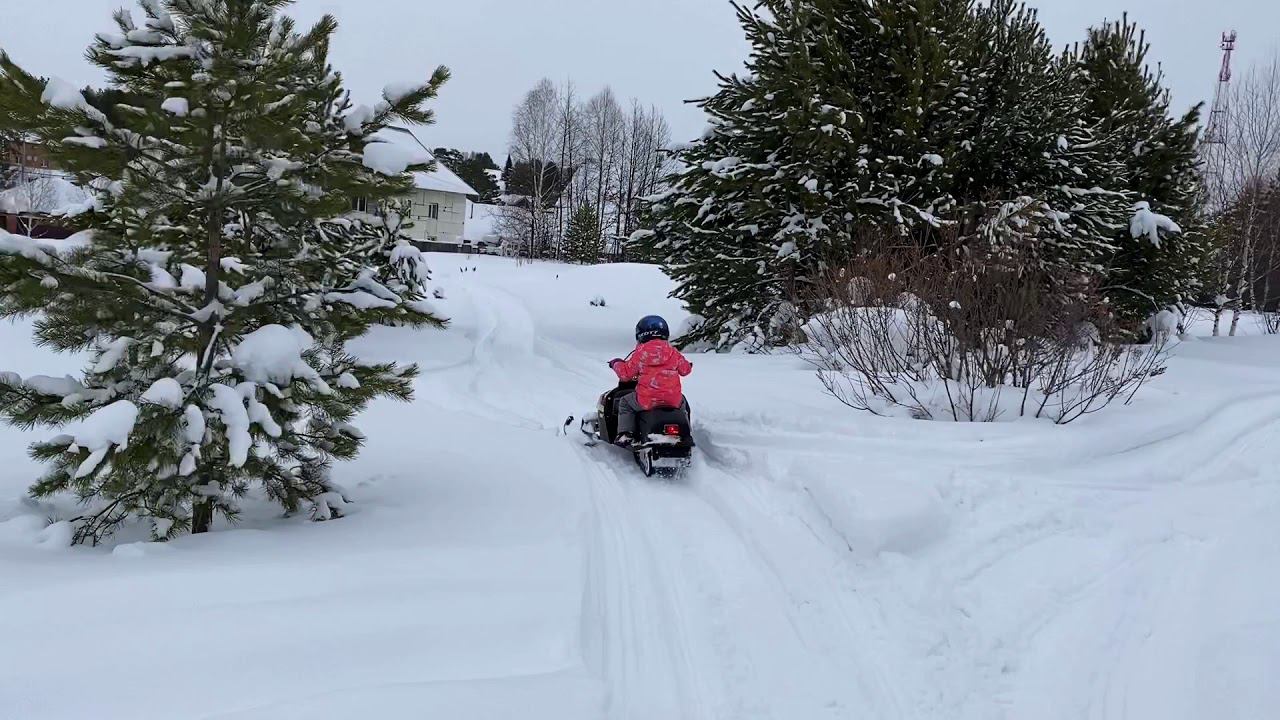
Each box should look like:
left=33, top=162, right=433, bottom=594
left=608, top=358, right=624, bottom=369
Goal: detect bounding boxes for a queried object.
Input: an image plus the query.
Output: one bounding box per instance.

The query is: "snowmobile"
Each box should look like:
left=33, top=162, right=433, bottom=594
left=578, top=380, right=694, bottom=478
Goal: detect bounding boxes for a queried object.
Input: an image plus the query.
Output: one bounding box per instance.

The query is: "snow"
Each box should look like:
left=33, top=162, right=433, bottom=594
left=179, top=263, right=205, bottom=291
left=0, top=174, right=91, bottom=215
left=0, top=229, right=60, bottom=264
left=160, top=97, right=189, bottom=116
left=182, top=403, right=205, bottom=444
left=325, top=290, right=397, bottom=309
left=62, top=136, right=108, bottom=149
left=106, top=44, right=196, bottom=66
left=92, top=337, right=132, bottom=374
left=2, top=257, right=1280, bottom=719
left=464, top=201, right=502, bottom=243
left=368, top=128, right=479, bottom=195
left=39, top=78, right=99, bottom=117
left=206, top=383, right=251, bottom=467
left=68, top=399, right=139, bottom=475
left=702, top=156, right=741, bottom=173
left=1131, top=200, right=1182, bottom=247
left=232, top=278, right=268, bottom=305
left=140, top=378, right=183, bottom=408
left=382, top=81, right=420, bottom=104
left=361, top=139, right=427, bottom=176
left=343, top=104, right=377, bottom=134
left=230, top=325, right=329, bottom=393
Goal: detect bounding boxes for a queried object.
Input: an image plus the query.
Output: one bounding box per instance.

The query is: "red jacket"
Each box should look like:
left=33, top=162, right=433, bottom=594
left=612, top=339, right=693, bottom=410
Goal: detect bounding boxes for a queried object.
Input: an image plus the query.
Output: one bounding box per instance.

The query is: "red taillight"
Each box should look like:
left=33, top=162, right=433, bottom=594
left=663, top=424, right=681, bottom=436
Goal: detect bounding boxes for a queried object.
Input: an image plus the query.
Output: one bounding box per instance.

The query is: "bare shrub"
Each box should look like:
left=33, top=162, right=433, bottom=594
left=801, top=240, right=1167, bottom=423
left=1266, top=311, right=1280, bottom=334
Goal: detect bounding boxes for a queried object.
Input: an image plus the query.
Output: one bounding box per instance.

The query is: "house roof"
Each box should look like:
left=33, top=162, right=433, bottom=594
left=368, top=127, right=479, bottom=197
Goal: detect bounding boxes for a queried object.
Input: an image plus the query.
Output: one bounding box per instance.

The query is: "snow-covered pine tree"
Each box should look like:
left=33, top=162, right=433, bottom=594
left=0, top=0, right=448, bottom=544
left=634, top=0, right=1132, bottom=349
left=563, top=205, right=602, bottom=264
left=1067, top=17, right=1208, bottom=329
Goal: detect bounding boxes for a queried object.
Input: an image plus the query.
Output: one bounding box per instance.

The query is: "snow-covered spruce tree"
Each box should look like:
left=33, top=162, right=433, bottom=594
left=0, top=0, right=448, bottom=544
left=563, top=205, right=602, bottom=264
left=634, top=0, right=1132, bottom=349
left=1067, top=17, right=1208, bottom=329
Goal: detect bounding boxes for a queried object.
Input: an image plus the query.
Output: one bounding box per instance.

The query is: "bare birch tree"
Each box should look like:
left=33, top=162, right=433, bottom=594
left=503, top=79, right=675, bottom=262
left=1207, top=56, right=1280, bottom=334
left=554, top=79, right=583, bottom=256
left=583, top=88, right=625, bottom=248
left=506, top=78, right=561, bottom=259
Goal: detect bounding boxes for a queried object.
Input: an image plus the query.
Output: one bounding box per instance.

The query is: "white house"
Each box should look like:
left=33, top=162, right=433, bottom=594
left=362, top=129, right=478, bottom=246
left=399, top=158, right=478, bottom=245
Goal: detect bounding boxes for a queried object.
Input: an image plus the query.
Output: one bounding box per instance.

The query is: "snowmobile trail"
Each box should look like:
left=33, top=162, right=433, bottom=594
left=444, top=267, right=904, bottom=717
left=576, top=449, right=709, bottom=719
left=577, top=444, right=892, bottom=719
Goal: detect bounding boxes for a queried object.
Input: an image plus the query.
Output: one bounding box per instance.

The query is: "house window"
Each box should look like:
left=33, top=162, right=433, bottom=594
left=427, top=203, right=439, bottom=220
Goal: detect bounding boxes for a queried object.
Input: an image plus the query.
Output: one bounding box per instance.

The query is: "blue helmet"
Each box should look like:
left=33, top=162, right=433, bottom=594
left=635, top=315, right=670, bottom=343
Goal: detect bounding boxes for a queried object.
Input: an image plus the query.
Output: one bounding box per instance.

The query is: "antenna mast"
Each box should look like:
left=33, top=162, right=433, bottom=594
left=1202, top=30, right=1237, bottom=206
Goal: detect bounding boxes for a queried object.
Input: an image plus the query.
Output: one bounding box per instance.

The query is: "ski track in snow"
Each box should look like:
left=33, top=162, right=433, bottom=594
left=3, top=255, right=1279, bottom=719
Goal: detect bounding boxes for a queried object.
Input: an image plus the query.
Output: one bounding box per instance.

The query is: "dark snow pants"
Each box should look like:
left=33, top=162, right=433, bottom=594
left=616, top=391, right=690, bottom=435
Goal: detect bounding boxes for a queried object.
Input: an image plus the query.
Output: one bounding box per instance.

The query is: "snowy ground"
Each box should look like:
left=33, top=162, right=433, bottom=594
left=2, top=254, right=1278, bottom=719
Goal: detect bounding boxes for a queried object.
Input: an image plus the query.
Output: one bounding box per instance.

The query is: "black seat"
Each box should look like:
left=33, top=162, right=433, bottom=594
left=636, top=405, right=693, bottom=446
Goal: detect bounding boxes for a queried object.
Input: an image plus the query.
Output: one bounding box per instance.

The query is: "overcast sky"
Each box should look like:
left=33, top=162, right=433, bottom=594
left=2, top=0, right=1277, bottom=162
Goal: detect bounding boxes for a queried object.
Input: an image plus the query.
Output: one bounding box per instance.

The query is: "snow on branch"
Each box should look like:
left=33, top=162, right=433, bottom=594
left=68, top=400, right=139, bottom=478
left=40, top=78, right=107, bottom=123
left=382, top=81, right=422, bottom=105
left=1129, top=201, right=1181, bottom=248
left=231, top=325, right=332, bottom=394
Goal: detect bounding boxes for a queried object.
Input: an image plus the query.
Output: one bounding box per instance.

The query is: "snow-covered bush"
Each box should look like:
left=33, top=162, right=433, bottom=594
left=1143, top=306, right=1184, bottom=344
left=801, top=243, right=1167, bottom=423
left=0, top=1, right=450, bottom=544
left=590, top=295, right=607, bottom=307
